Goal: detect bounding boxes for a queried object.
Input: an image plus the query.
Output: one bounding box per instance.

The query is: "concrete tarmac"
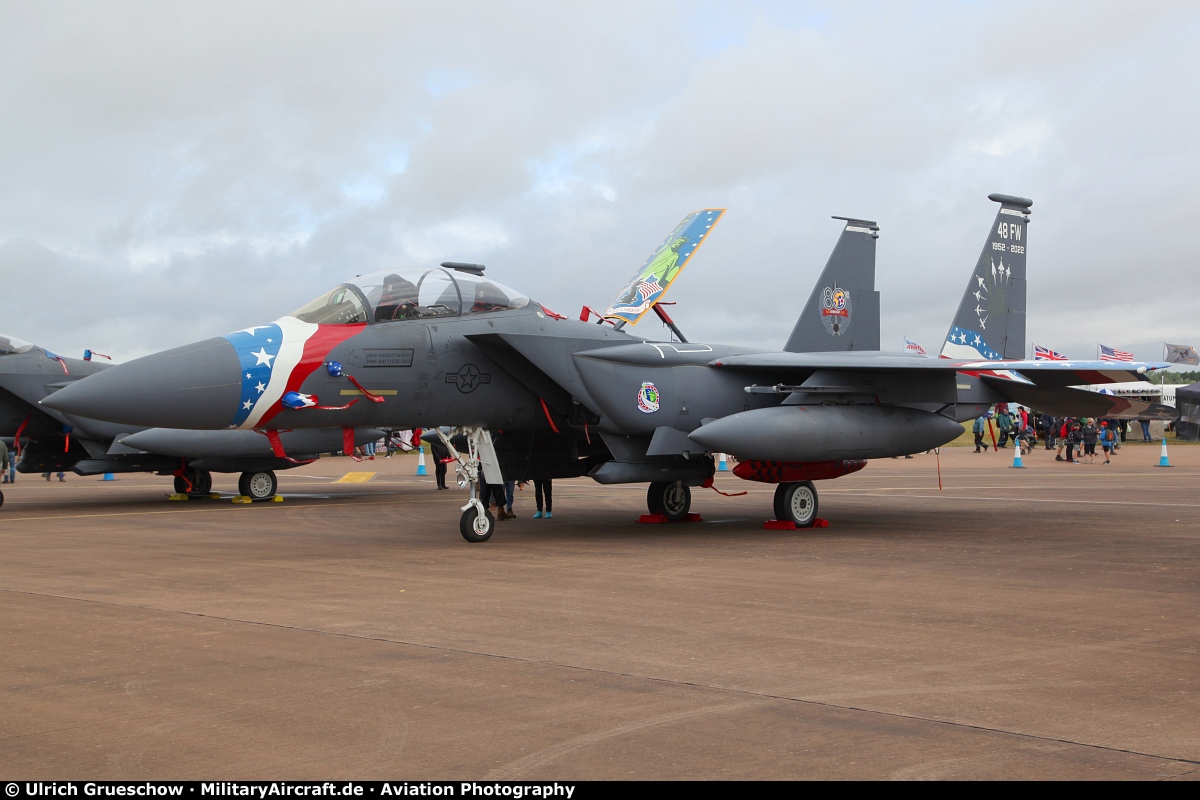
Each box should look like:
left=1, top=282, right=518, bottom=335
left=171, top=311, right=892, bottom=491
left=1, top=443, right=1198, bottom=779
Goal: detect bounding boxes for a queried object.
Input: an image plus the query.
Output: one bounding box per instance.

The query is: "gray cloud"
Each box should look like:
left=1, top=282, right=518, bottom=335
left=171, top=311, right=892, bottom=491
left=1, top=0, right=1196, bottom=363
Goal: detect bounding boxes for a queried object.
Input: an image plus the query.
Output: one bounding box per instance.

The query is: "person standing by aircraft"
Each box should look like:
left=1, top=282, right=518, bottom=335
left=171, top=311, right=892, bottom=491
left=503, top=480, right=516, bottom=519
left=429, top=436, right=450, bottom=490
left=1042, top=413, right=1057, bottom=450
left=532, top=478, right=553, bottom=519
left=1139, top=417, right=1152, bottom=442
left=1066, top=423, right=1083, bottom=464
left=1082, top=419, right=1099, bottom=464
left=996, top=406, right=1014, bottom=448
left=972, top=415, right=988, bottom=453
left=1100, top=422, right=1118, bottom=464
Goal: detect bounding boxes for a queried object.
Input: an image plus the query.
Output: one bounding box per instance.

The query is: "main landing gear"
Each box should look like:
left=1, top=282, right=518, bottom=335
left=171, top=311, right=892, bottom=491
left=646, top=481, right=692, bottom=521
left=772, top=481, right=819, bottom=528
left=437, top=426, right=502, bottom=543
left=238, top=470, right=278, bottom=501
left=174, top=467, right=212, bottom=497
left=0, top=489, right=4, bottom=509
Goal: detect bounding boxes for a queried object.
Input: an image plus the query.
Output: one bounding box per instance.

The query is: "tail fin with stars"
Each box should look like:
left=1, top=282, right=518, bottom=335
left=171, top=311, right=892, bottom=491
left=940, top=194, right=1032, bottom=360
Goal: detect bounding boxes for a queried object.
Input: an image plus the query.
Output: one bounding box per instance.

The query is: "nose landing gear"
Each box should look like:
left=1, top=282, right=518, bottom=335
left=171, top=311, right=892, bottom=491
left=436, top=426, right=504, bottom=543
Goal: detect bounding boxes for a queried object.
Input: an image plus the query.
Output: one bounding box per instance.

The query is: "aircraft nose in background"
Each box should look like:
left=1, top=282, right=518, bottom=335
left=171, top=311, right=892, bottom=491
left=40, top=337, right=243, bottom=429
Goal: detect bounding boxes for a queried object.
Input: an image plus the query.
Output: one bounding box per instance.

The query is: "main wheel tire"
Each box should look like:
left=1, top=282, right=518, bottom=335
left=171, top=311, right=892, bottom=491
left=648, top=480, right=691, bottom=522
left=646, top=482, right=666, bottom=515
left=176, top=468, right=212, bottom=496
left=238, top=470, right=277, bottom=501
left=0, top=489, right=4, bottom=509
left=460, top=505, right=495, bottom=543
left=773, top=481, right=818, bottom=527
left=191, top=469, right=212, bottom=496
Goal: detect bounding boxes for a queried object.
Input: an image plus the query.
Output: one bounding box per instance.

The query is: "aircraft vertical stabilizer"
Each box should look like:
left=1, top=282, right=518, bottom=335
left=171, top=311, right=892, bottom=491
left=940, top=194, right=1032, bottom=360
left=783, top=217, right=880, bottom=353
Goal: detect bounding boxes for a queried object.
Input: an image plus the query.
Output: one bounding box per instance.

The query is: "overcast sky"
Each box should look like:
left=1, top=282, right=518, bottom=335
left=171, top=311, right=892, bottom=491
left=2, top=1, right=1198, bottom=363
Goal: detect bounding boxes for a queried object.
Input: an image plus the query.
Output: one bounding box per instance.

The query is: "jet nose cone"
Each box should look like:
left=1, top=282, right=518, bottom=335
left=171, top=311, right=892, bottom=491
left=41, top=337, right=242, bottom=429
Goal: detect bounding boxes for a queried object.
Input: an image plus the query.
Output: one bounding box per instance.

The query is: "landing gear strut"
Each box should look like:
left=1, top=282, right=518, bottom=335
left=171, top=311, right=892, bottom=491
left=773, top=481, right=818, bottom=527
left=437, top=427, right=502, bottom=543
left=238, top=470, right=278, bottom=501
left=647, top=481, right=691, bottom=522
left=174, top=468, right=212, bottom=497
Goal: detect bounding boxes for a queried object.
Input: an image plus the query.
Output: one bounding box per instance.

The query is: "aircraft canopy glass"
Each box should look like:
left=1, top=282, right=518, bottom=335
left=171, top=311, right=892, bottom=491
left=290, top=268, right=529, bottom=324
left=0, top=334, right=34, bottom=357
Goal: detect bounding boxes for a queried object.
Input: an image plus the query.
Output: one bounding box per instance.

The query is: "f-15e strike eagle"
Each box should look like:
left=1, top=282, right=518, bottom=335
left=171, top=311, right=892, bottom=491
left=43, top=195, right=1172, bottom=540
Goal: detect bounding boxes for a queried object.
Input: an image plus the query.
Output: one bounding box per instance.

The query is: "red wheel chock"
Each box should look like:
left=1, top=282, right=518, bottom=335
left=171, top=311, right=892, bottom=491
left=763, top=518, right=829, bottom=530
left=637, top=513, right=704, bottom=524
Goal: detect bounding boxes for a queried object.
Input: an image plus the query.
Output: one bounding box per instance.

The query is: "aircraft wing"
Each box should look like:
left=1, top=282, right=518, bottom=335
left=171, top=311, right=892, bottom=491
left=979, top=378, right=1176, bottom=420
left=709, top=352, right=1170, bottom=387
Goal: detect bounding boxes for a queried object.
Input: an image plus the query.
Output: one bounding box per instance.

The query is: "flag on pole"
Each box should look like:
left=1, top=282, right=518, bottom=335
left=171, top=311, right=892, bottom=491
left=1032, top=344, right=1068, bottom=361
left=903, top=338, right=927, bottom=355
left=1164, top=343, right=1200, bottom=366
left=1099, top=344, right=1134, bottom=362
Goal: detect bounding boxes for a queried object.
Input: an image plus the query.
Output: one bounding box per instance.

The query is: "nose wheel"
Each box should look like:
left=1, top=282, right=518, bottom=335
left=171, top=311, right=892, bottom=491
left=773, top=481, right=818, bottom=527
left=647, top=481, right=692, bottom=522
left=174, top=468, right=212, bottom=497
left=0, top=489, right=5, bottom=509
left=460, top=502, right=495, bottom=543
left=238, top=470, right=278, bottom=501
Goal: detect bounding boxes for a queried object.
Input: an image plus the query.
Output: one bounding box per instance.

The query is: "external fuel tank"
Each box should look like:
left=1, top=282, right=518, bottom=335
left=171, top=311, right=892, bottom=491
left=688, top=404, right=963, bottom=462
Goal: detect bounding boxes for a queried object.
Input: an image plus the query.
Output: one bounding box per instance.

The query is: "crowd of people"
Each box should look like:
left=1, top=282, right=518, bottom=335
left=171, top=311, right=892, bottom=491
left=971, top=404, right=1156, bottom=465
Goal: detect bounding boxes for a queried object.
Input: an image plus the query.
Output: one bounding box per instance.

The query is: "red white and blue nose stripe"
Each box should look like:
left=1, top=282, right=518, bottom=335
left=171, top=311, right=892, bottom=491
left=222, top=318, right=319, bottom=429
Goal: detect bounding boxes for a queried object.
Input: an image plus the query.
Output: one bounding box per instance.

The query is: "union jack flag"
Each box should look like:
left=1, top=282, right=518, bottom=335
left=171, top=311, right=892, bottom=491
left=904, top=338, right=926, bottom=355
left=1099, top=344, right=1134, bottom=362
left=1033, top=344, right=1068, bottom=361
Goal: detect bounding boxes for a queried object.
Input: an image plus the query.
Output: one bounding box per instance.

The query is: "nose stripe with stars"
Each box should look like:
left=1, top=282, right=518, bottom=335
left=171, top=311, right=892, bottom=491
left=222, top=318, right=318, bottom=429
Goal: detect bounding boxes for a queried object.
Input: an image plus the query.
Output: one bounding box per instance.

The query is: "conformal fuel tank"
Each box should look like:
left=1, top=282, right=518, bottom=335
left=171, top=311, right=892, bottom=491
left=688, top=405, right=963, bottom=462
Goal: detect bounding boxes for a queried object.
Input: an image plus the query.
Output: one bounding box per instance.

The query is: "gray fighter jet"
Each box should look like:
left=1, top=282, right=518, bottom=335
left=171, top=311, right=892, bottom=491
left=43, top=200, right=1171, bottom=540
left=0, top=334, right=382, bottom=509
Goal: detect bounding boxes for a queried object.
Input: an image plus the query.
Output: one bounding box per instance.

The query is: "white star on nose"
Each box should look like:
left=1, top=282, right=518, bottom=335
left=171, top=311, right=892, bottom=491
left=255, top=382, right=266, bottom=393
left=252, top=348, right=275, bottom=367
left=242, top=400, right=253, bottom=410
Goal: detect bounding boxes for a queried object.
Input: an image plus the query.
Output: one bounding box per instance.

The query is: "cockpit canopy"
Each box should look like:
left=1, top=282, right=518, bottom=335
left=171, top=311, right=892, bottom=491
left=290, top=267, right=530, bottom=325
left=0, top=334, right=34, bottom=357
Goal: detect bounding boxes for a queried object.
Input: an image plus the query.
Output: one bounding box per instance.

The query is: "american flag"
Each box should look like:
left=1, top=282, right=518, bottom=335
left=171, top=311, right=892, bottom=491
left=636, top=278, right=662, bottom=302
left=1033, top=344, right=1068, bottom=361
left=904, top=338, right=926, bottom=355
left=1099, top=344, right=1134, bottom=362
